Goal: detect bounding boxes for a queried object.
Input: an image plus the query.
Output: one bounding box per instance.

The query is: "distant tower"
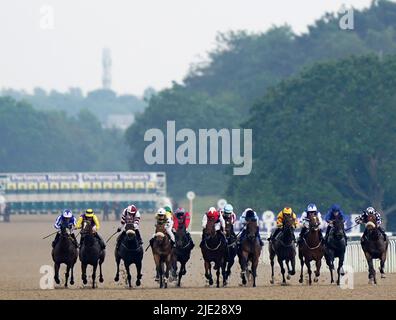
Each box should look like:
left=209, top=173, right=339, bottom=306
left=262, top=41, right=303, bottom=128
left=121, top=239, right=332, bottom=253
left=102, top=47, right=112, bottom=90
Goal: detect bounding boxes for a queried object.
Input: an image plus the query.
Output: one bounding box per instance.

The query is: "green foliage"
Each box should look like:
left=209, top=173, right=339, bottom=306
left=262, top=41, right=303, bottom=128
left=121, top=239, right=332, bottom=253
left=0, top=88, right=147, bottom=124
left=0, top=97, right=129, bottom=172
left=227, top=55, right=396, bottom=222
left=126, top=0, right=396, bottom=201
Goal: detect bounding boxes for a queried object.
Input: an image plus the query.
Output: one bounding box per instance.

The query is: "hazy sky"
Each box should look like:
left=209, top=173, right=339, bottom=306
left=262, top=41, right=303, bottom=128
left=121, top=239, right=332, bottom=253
left=0, top=0, right=373, bottom=96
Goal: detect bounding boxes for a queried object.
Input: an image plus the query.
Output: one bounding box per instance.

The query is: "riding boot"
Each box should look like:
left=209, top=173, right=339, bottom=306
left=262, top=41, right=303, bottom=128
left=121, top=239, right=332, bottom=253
left=200, top=230, right=205, bottom=248
left=115, top=232, right=124, bottom=250
left=52, top=232, right=60, bottom=248
left=269, top=228, right=281, bottom=242
left=96, top=234, right=106, bottom=250
left=361, top=229, right=368, bottom=244
left=71, top=233, right=78, bottom=248
left=255, top=229, right=264, bottom=246
left=187, top=232, right=195, bottom=249
left=343, top=229, right=348, bottom=245
left=324, top=226, right=331, bottom=244
left=135, top=229, right=143, bottom=245
left=297, top=227, right=307, bottom=245
left=379, top=226, right=387, bottom=241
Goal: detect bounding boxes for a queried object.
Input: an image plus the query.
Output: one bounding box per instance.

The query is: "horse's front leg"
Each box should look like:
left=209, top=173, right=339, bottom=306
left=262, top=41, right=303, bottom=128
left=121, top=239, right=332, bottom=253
left=64, top=265, right=70, bottom=288
left=70, top=264, right=75, bottom=285
left=380, top=251, right=387, bottom=279
left=365, top=252, right=376, bottom=284
left=81, top=263, right=88, bottom=285
left=99, top=260, right=104, bottom=283
left=54, top=263, right=60, bottom=285
left=239, top=252, right=248, bottom=286
left=252, top=257, right=259, bottom=287
left=126, top=263, right=132, bottom=288
left=278, top=257, right=286, bottom=285
left=136, top=260, right=143, bottom=287
left=305, top=260, right=312, bottom=285
left=204, top=260, right=213, bottom=286
left=298, top=252, right=304, bottom=284
left=337, top=255, right=345, bottom=285
left=269, top=248, right=275, bottom=284
left=92, top=263, right=98, bottom=288
left=114, top=256, right=121, bottom=282
left=177, top=261, right=185, bottom=287
left=314, top=258, right=321, bottom=283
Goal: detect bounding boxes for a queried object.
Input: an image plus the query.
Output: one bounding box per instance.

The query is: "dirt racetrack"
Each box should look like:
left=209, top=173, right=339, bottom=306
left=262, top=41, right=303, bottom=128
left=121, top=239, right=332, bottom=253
left=1, top=215, right=395, bottom=300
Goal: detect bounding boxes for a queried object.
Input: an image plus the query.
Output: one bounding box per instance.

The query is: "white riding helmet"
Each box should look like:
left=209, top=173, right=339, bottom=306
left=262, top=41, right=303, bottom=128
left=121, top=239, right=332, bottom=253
left=307, top=203, right=318, bottom=213
left=157, top=208, right=166, bottom=216
left=366, top=207, right=375, bottom=214
left=62, top=209, right=73, bottom=218
left=224, top=204, right=233, bottom=214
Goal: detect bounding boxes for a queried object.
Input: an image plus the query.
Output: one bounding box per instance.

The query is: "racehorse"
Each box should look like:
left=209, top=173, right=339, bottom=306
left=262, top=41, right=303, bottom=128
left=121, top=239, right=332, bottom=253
left=224, top=215, right=238, bottom=282
left=324, top=215, right=346, bottom=285
left=298, top=215, right=324, bottom=285
left=151, top=222, right=173, bottom=288
left=361, top=213, right=389, bottom=284
left=238, top=218, right=262, bottom=287
left=201, top=218, right=227, bottom=288
left=79, top=220, right=105, bottom=288
left=51, top=226, right=78, bottom=287
left=171, top=217, right=194, bottom=287
left=114, top=223, right=143, bottom=288
left=269, top=214, right=296, bottom=285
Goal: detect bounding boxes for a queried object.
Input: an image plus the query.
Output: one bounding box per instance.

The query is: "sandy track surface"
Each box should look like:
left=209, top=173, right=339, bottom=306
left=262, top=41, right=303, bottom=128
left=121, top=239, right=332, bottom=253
left=1, top=215, right=395, bottom=300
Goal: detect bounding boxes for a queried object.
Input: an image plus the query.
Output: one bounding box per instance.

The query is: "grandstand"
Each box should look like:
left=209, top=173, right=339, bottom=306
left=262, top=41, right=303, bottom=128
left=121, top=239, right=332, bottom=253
left=0, top=172, right=166, bottom=215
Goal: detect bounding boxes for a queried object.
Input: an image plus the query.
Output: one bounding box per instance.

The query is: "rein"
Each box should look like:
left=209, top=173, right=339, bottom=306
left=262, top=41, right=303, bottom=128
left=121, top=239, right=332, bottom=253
left=303, top=237, right=322, bottom=250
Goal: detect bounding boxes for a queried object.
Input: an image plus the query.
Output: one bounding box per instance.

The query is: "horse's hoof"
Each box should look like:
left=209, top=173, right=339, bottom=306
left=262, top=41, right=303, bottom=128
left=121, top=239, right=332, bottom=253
left=270, top=279, right=274, bottom=285
left=54, top=278, right=60, bottom=285
left=155, top=277, right=160, bottom=282
left=281, top=282, right=287, bottom=286
left=70, top=280, right=74, bottom=285
left=99, top=277, right=104, bottom=283
left=286, top=275, right=291, bottom=280
left=381, top=274, right=386, bottom=279
left=314, top=277, right=319, bottom=283
left=114, top=276, right=119, bottom=282
left=299, top=278, right=303, bottom=284
left=136, top=279, right=141, bottom=286
left=242, top=279, right=247, bottom=286
left=82, top=279, right=87, bottom=285
left=209, top=279, right=214, bottom=286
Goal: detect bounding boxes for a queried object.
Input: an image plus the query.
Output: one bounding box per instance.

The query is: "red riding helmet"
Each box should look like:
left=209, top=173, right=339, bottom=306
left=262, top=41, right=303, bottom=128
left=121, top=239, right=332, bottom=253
left=127, top=205, right=138, bottom=215
left=207, top=207, right=218, bottom=220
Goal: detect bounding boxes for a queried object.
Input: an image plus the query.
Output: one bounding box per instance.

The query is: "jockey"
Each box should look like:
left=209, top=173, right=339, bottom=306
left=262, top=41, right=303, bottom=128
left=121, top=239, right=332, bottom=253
left=324, top=204, right=347, bottom=244
left=164, top=206, right=173, bottom=220
left=150, top=207, right=175, bottom=247
left=52, top=209, right=78, bottom=248
left=222, top=204, right=237, bottom=233
left=172, top=207, right=194, bottom=248
left=298, top=203, right=323, bottom=244
left=200, top=207, right=227, bottom=247
left=115, top=204, right=143, bottom=249
left=268, top=207, right=298, bottom=242
left=75, top=208, right=106, bottom=249
left=239, top=208, right=264, bottom=246
left=355, top=206, right=387, bottom=241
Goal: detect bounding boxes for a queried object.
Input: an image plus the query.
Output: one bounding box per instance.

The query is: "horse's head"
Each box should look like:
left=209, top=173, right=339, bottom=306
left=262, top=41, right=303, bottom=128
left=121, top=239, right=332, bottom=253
left=175, top=224, right=188, bottom=247
left=125, top=223, right=136, bottom=240
left=82, top=220, right=94, bottom=235
left=309, top=215, right=320, bottom=231
left=246, top=219, right=258, bottom=240
left=330, top=215, right=345, bottom=239
left=204, top=218, right=217, bottom=239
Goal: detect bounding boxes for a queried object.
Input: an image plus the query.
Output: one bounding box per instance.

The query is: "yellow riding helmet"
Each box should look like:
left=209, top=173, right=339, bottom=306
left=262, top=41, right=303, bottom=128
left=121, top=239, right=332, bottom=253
left=282, top=207, right=293, bottom=215
left=85, top=208, right=94, bottom=216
